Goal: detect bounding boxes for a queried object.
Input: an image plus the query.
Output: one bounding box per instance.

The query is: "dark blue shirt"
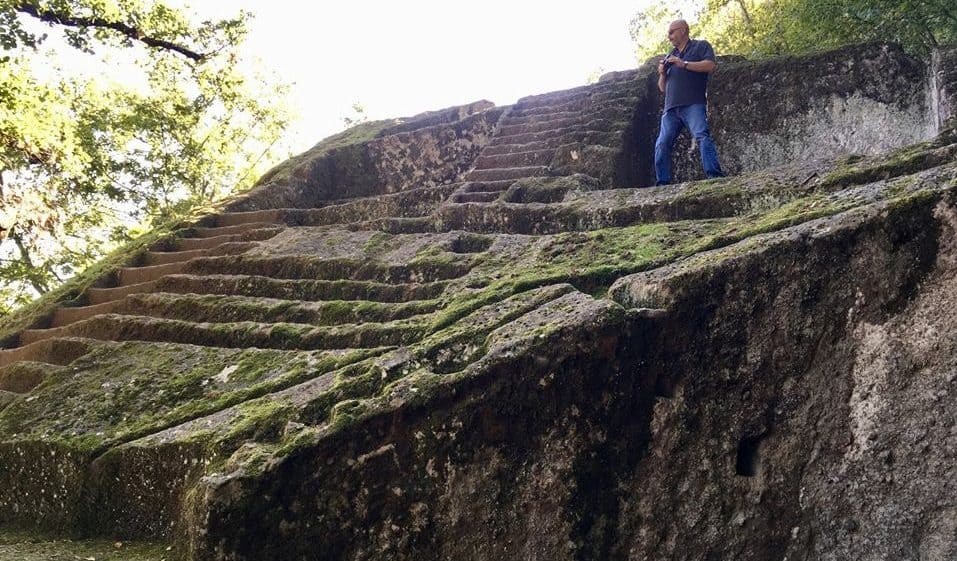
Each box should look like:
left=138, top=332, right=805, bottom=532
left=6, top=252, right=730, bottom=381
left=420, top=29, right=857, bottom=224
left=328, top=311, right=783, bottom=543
left=663, top=39, right=716, bottom=111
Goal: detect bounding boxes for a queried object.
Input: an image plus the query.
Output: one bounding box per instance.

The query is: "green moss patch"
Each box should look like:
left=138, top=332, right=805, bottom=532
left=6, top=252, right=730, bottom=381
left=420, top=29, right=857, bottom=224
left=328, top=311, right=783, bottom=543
left=0, top=529, right=174, bottom=561
left=818, top=138, right=957, bottom=191
left=253, top=119, right=394, bottom=188
left=0, top=342, right=383, bottom=453
left=427, top=167, right=939, bottom=330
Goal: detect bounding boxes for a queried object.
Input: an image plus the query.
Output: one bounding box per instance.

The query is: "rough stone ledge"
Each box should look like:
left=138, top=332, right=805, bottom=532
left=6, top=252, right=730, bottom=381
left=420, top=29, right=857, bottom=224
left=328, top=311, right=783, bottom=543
left=608, top=183, right=956, bottom=311
left=183, top=290, right=630, bottom=560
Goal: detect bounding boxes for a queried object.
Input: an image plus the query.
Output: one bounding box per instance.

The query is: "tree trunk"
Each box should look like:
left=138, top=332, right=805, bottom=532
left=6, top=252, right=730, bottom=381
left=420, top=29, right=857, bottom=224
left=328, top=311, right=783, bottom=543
left=10, top=230, right=49, bottom=295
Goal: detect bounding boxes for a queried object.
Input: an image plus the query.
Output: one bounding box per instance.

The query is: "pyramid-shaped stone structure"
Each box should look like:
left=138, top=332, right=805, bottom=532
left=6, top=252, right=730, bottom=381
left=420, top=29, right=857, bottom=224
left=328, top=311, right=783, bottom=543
left=0, top=42, right=955, bottom=560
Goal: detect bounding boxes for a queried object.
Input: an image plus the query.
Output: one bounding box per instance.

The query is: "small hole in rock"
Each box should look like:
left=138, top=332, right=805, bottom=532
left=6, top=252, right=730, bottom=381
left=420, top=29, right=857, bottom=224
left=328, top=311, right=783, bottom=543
left=736, top=434, right=764, bottom=477
left=448, top=234, right=493, bottom=254
left=654, top=376, right=675, bottom=398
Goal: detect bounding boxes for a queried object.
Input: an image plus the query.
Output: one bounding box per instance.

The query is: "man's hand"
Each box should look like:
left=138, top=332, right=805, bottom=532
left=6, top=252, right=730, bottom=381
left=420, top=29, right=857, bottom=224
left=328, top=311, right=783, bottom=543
left=658, top=60, right=667, bottom=76
left=664, top=55, right=685, bottom=69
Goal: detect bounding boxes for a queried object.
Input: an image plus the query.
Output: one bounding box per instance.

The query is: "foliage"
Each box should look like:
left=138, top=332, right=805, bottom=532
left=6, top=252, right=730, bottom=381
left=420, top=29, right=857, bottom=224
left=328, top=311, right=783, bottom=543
left=630, top=3, right=684, bottom=62
left=341, top=101, right=368, bottom=128
left=631, top=0, right=957, bottom=60
left=0, top=0, right=293, bottom=312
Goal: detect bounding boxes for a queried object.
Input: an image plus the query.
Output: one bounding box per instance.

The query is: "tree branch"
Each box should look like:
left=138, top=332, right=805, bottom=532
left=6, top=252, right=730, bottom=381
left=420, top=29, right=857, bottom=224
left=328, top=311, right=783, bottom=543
left=0, top=171, right=5, bottom=241
left=920, top=0, right=957, bottom=26
left=735, top=0, right=753, bottom=26
left=9, top=229, right=50, bottom=294
left=14, top=2, right=207, bottom=61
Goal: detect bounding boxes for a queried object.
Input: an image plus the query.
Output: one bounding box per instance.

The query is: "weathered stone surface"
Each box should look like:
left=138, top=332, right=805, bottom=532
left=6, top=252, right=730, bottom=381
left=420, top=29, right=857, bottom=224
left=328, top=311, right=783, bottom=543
left=931, top=45, right=957, bottom=131
left=607, top=190, right=957, bottom=561
left=665, top=42, right=941, bottom=184
left=231, top=102, right=505, bottom=211
left=0, top=42, right=956, bottom=560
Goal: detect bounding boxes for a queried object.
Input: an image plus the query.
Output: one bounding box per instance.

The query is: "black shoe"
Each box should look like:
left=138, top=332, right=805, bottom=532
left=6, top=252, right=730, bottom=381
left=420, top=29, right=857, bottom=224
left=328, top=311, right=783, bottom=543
left=707, top=171, right=726, bottom=179
left=655, top=180, right=670, bottom=186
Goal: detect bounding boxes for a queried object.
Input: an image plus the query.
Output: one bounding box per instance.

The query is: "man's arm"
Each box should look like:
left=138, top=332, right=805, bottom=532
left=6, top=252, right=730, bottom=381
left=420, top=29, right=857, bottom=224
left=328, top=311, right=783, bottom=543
left=657, top=60, right=667, bottom=93
left=664, top=55, right=716, bottom=74
left=682, top=59, right=716, bottom=73
left=686, top=40, right=717, bottom=73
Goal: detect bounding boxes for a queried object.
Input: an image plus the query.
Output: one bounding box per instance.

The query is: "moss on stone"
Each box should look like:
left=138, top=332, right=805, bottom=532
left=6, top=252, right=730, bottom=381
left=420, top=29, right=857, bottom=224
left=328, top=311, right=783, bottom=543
left=0, top=342, right=384, bottom=454
left=253, top=119, right=394, bottom=188
left=818, top=139, right=957, bottom=191
left=0, top=79, right=954, bottom=555
left=0, top=528, right=175, bottom=561
left=360, top=231, right=398, bottom=256
left=215, top=398, right=294, bottom=453
left=671, top=178, right=750, bottom=203
left=424, top=162, right=950, bottom=337
left=503, top=175, right=602, bottom=203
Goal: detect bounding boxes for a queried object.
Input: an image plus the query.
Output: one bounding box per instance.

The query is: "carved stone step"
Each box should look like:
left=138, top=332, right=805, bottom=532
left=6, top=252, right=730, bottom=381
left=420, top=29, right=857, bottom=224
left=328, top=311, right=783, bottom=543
left=514, top=84, right=611, bottom=109
left=589, top=88, right=640, bottom=104
left=358, top=217, right=437, bottom=234
left=86, top=280, right=158, bottom=305
left=51, top=300, right=123, bottom=327
left=173, top=227, right=281, bottom=251
left=0, top=360, right=64, bottom=392
left=90, top=274, right=449, bottom=304
left=461, top=180, right=516, bottom=193
left=0, top=337, right=100, bottom=367
left=20, top=314, right=429, bottom=351
left=489, top=128, right=573, bottom=147
left=502, top=110, right=581, bottom=126
left=291, top=184, right=457, bottom=226
left=510, top=98, right=587, bottom=117
left=216, top=209, right=285, bottom=226
left=116, top=261, right=187, bottom=286
left=481, top=138, right=562, bottom=156
left=472, top=148, right=554, bottom=169
left=493, top=125, right=628, bottom=149
left=579, top=103, right=638, bottom=123
left=51, top=292, right=440, bottom=330
left=464, top=166, right=550, bottom=182
left=497, top=117, right=580, bottom=137
left=186, top=222, right=281, bottom=238
left=175, top=232, right=251, bottom=251
left=509, top=86, right=636, bottom=118
left=192, top=254, right=471, bottom=284
left=450, top=191, right=501, bottom=204
left=143, top=248, right=213, bottom=266
left=69, top=280, right=414, bottom=329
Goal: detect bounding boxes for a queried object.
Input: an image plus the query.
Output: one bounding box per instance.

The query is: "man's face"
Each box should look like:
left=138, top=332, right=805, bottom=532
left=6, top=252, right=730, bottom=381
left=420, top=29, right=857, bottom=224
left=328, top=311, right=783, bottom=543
left=667, top=22, right=688, bottom=47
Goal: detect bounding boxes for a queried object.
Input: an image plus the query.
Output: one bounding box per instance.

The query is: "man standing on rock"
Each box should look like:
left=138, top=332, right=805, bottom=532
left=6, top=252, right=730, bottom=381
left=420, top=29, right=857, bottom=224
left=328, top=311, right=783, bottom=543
left=655, top=19, right=725, bottom=185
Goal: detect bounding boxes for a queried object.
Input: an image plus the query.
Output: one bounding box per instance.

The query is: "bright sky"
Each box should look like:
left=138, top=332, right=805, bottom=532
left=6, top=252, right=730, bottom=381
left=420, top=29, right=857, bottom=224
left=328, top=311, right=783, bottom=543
left=187, top=1, right=645, bottom=152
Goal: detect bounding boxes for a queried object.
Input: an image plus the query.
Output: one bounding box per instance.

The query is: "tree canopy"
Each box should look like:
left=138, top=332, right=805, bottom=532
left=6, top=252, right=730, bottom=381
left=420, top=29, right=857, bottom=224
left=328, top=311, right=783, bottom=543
left=0, top=0, right=292, bottom=311
left=631, top=0, right=957, bottom=61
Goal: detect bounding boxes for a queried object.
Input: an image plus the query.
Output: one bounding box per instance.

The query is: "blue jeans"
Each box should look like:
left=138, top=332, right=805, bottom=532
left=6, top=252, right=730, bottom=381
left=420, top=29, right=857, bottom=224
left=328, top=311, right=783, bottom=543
left=654, top=103, right=724, bottom=185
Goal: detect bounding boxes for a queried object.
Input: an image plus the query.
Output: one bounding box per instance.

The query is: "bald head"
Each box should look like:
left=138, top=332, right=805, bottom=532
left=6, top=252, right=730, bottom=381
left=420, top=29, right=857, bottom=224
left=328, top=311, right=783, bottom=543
left=667, top=19, right=690, bottom=50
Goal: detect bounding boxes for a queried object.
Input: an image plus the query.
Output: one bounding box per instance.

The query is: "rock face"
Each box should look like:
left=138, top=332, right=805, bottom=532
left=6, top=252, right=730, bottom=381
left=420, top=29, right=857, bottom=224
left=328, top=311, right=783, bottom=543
left=668, top=42, right=939, bottom=183
left=0, top=43, right=955, bottom=561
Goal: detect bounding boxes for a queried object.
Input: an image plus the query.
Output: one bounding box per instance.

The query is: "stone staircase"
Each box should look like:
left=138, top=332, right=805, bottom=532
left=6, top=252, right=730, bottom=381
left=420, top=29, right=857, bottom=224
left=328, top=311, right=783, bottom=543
left=450, top=75, right=641, bottom=204
left=0, top=59, right=955, bottom=560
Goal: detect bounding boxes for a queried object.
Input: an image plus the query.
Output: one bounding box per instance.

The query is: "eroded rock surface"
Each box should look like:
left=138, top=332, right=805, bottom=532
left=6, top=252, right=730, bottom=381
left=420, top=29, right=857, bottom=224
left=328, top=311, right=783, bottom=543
left=0, top=43, right=955, bottom=561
